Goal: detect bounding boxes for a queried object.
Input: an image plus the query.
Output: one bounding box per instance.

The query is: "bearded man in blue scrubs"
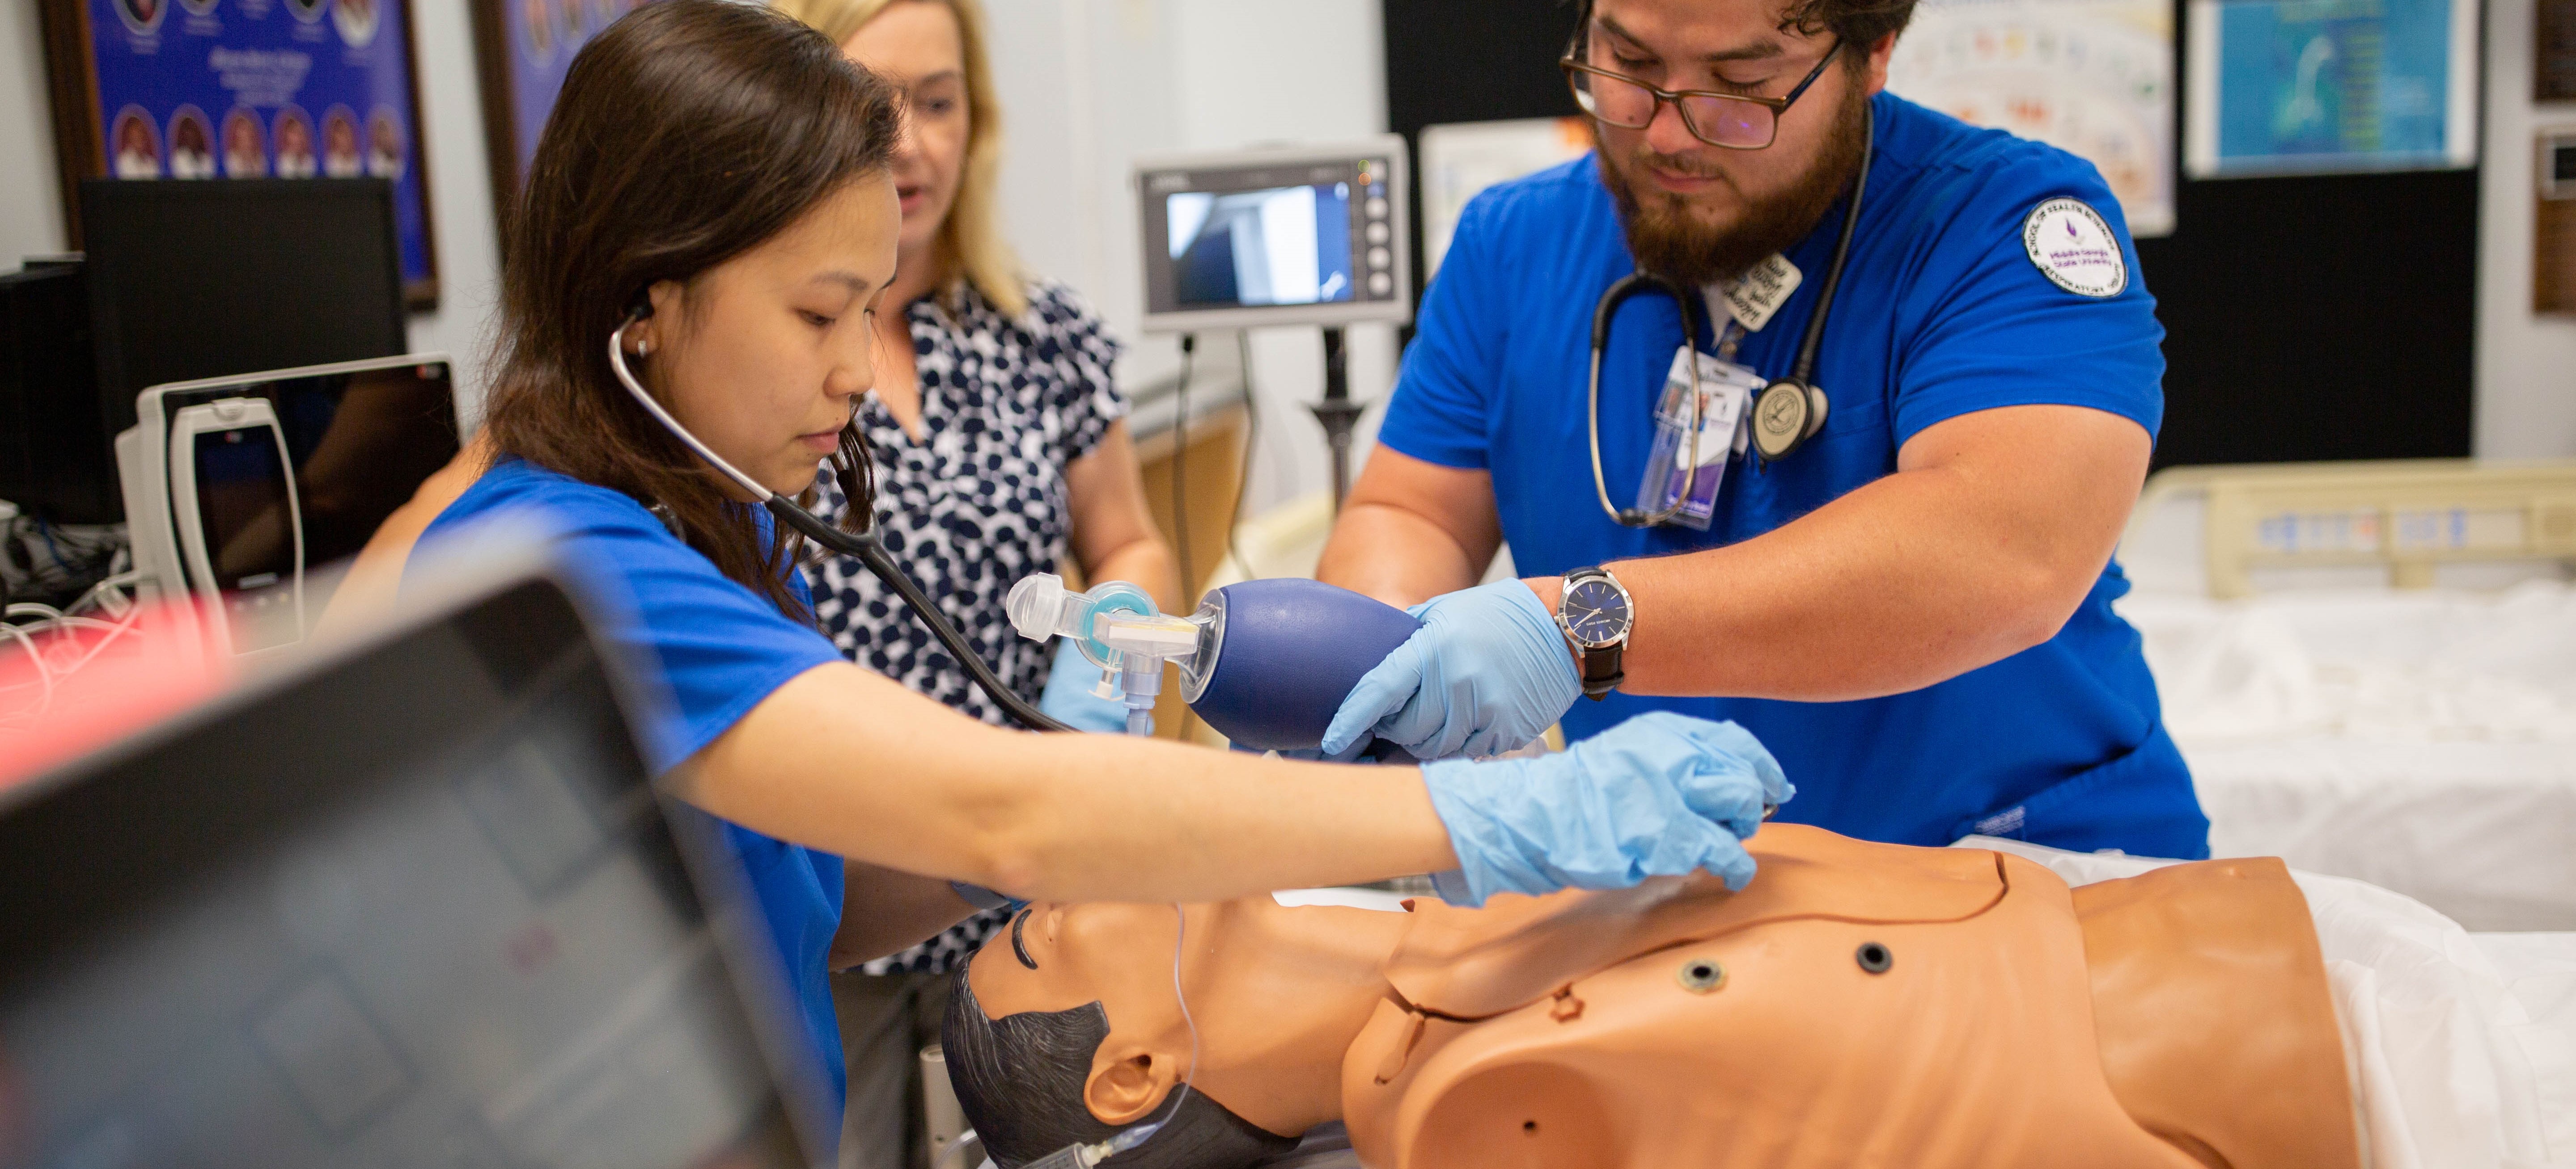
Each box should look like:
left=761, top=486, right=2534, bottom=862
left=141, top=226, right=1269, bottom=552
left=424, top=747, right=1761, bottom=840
left=1317, top=0, right=2206, bottom=858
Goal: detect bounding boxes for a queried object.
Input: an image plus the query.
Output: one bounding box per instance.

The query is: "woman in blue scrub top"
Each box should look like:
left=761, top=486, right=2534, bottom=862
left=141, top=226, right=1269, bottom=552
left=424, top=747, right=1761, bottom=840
left=1315, top=0, right=2207, bottom=860
left=404, top=1, right=1792, bottom=1151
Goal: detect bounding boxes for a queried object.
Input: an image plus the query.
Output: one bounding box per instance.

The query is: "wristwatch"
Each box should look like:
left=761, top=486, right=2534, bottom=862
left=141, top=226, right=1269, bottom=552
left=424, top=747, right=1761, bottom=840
left=1555, top=566, right=1634, bottom=700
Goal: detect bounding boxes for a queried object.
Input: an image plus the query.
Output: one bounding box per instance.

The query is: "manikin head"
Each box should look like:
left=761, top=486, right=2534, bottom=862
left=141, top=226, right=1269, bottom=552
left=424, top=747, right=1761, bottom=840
left=1576, top=0, right=1910, bottom=285
left=945, top=899, right=1410, bottom=1169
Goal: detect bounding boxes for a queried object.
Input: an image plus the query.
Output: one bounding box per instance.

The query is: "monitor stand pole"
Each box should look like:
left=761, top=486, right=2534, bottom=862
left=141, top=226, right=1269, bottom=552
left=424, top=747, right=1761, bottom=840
left=1309, top=325, right=1366, bottom=512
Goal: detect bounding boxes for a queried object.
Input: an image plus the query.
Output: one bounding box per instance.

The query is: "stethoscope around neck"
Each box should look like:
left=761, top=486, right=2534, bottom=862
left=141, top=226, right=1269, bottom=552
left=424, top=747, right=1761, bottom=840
left=606, top=305, right=1075, bottom=733
left=1586, top=106, right=1873, bottom=528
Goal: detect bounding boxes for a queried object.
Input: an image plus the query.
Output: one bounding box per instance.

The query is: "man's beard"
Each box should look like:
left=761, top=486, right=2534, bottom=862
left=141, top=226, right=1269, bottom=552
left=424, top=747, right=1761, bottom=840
left=1599, top=75, right=1871, bottom=288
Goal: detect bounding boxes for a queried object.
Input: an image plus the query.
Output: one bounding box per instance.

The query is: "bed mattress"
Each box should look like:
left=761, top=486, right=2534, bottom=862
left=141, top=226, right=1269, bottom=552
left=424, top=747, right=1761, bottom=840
left=2118, top=582, right=2576, bottom=931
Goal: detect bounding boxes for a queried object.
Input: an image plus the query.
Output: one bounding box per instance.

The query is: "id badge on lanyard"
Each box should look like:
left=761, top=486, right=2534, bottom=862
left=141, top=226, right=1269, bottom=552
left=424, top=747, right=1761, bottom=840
left=1630, top=255, right=1801, bottom=530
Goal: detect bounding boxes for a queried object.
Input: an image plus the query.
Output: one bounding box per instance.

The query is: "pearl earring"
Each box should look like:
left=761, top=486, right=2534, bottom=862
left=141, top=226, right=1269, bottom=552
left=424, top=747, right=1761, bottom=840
left=636, top=337, right=652, bottom=356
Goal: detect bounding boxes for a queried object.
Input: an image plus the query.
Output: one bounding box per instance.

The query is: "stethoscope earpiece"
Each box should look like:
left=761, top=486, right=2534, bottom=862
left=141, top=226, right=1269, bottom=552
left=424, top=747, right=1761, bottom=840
left=622, top=295, right=657, bottom=356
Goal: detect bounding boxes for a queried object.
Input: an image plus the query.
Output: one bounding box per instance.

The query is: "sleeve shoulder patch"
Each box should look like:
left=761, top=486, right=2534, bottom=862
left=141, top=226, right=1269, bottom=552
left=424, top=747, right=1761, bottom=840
left=2021, top=198, right=2128, bottom=298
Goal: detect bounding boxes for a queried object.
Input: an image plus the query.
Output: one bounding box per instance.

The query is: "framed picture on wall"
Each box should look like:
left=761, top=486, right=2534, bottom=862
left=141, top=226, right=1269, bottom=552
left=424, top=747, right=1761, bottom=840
left=38, top=0, right=441, bottom=310
left=469, top=0, right=660, bottom=235
left=2182, top=0, right=2479, bottom=178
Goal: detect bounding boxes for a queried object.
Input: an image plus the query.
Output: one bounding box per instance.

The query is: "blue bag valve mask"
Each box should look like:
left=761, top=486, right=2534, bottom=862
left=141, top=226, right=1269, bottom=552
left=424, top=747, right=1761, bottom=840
left=1006, top=574, right=1425, bottom=754
left=1180, top=578, right=1423, bottom=753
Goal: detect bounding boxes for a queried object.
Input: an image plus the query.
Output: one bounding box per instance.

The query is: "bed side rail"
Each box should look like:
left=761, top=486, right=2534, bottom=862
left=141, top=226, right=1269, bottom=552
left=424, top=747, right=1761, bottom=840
left=2127, top=459, right=2576, bottom=598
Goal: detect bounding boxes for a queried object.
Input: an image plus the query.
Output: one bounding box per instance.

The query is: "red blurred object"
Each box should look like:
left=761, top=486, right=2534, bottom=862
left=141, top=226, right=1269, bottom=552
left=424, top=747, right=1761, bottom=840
left=0, top=601, right=234, bottom=789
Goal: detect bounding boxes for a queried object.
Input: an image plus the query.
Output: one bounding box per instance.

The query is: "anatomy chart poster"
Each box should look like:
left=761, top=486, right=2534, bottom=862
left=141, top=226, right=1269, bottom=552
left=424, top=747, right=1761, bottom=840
left=1888, top=0, right=2175, bottom=236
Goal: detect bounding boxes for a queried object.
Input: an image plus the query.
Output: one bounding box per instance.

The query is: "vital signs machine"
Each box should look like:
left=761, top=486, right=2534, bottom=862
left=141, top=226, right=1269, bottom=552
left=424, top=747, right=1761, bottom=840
left=1133, top=137, right=1414, bottom=508
left=114, top=354, right=461, bottom=657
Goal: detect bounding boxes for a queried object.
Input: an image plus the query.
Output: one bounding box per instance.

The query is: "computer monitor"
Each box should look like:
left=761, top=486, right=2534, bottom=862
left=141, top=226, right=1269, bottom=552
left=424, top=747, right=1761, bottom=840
left=0, top=555, right=830, bottom=1169
left=80, top=178, right=408, bottom=443
left=1134, top=137, right=1414, bottom=333
left=0, top=259, right=113, bottom=522
left=115, top=354, right=463, bottom=655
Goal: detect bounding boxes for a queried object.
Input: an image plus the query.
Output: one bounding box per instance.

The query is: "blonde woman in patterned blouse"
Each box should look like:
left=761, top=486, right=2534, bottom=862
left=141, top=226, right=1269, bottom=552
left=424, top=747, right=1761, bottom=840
left=773, top=1, right=1181, bottom=1165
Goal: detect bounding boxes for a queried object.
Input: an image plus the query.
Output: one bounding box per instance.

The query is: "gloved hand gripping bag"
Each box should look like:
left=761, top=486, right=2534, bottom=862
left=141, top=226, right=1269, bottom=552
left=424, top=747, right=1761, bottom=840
left=1186, top=578, right=1423, bottom=753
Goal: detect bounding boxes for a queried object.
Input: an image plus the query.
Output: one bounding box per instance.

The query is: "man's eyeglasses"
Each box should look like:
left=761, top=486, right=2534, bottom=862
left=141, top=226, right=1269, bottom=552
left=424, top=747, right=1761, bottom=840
left=1560, top=40, right=1844, bottom=151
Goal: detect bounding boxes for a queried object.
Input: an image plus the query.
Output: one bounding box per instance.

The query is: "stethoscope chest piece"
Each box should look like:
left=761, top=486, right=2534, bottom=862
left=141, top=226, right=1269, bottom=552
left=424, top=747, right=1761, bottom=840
left=1751, top=378, right=1829, bottom=462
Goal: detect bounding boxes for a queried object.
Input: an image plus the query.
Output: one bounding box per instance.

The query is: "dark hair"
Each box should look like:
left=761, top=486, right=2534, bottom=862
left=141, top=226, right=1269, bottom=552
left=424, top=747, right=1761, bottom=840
left=1571, top=0, right=1914, bottom=63
left=941, top=973, right=1297, bottom=1169
left=484, top=0, right=897, bottom=616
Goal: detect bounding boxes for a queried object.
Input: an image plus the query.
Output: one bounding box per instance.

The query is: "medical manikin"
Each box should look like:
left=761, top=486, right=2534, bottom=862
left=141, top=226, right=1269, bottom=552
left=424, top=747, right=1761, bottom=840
left=944, top=825, right=2361, bottom=1169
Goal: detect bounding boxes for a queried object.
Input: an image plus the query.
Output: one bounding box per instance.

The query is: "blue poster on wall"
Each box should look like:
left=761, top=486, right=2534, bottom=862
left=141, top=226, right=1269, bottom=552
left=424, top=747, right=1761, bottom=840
left=2183, top=0, right=2479, bottom=177
left=72, top=0, right=437, bottom=306
left=470, top=0, right=658, bottom=219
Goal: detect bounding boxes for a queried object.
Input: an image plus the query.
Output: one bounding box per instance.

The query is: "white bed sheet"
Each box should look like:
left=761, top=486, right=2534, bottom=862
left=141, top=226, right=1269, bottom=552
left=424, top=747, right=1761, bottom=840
left=1965, top=837, right=2576, bottom=1168
left=2117, top=582, right=2576, bottom=931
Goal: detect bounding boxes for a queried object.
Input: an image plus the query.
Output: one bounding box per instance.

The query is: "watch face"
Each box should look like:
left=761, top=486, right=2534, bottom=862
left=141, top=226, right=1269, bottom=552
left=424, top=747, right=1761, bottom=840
left=1561, top=577, right=1631, bottom=648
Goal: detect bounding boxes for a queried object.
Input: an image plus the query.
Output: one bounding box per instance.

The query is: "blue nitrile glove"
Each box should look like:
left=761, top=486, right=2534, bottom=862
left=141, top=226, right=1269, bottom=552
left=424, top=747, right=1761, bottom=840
left=1322, top=578, right=1582, bottom=760
left=1038, top=637, right=1131, bottom=733
left=1415, top=712, right=1794, bottom=907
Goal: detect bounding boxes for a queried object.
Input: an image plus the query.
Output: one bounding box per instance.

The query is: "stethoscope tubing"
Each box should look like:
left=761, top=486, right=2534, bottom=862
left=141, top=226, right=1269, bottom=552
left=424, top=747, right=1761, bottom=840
left=1586, top=272, right=1706, bottom=528
left=608, top=320, right=1074, bottom=733
left=1586, top=105, right=1874, bottom=525
left=1787, top=106, right=1873, bottom=391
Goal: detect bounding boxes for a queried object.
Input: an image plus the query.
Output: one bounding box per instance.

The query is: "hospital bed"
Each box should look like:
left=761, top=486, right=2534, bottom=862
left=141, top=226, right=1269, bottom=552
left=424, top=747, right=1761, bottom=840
left=2117, top=460, right=2576, bottom=932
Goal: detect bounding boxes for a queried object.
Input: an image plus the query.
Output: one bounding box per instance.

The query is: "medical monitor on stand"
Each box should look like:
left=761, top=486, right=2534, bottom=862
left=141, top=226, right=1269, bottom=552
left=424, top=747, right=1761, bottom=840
left=1133, top=138, right=1414, bottom=508
left=114, top=354, right=462, bottom=658
left=1135, top=138, right=1413, bottom=334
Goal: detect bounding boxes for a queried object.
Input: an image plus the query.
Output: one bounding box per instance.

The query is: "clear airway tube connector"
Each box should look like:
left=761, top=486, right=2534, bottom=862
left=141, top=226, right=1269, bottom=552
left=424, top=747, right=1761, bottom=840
left=1006, top=574, right=1208, bottom=738
left=1004, top=573, right=1089, bottom=642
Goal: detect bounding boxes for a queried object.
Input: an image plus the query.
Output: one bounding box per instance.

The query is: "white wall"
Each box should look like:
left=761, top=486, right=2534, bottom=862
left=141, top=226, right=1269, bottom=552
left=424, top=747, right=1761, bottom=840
left=2475, top=0, right=2576, bottom=459
left=2, top=3, right=69, bottom=263
left=400, top=0, right=503, bottom=425
left=982, top=0, right=1397, bottom=514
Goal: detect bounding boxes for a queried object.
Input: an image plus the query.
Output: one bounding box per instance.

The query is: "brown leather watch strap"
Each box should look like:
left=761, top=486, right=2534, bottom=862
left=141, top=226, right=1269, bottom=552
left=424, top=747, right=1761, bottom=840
left=1579, top=643, right=1623, bottom=699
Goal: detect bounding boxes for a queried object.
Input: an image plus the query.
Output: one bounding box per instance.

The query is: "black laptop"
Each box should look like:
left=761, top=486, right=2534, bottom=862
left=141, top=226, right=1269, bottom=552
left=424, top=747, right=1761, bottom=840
left=0, top=549, right=830, bottom=1168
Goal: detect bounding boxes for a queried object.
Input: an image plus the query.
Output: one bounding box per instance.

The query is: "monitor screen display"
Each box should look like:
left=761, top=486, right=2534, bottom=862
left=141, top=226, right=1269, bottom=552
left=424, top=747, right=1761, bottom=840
left=192, top=427, right=294, bottom=591
left=1136, top=143, right=1410, bottom=331
left=0, top=578, right=815, bottom=1169
left=188, top=423, right=302, bottom=651
left=1166, top=182, right=1356, bottom=307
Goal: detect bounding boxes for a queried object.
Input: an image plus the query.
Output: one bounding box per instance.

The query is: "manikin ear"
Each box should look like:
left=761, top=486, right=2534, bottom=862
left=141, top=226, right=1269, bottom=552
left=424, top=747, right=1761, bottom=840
left=1084, top=1038, right=1183, bottom=1127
